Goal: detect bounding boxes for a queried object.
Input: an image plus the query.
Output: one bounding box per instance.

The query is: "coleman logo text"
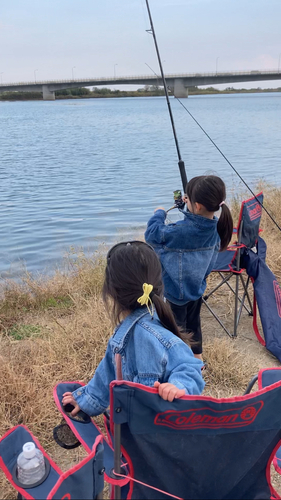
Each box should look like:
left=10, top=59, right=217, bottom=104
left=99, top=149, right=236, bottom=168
left=154, top=401, right=264, bottom=430
left=247, top=202, right=262, bottom=221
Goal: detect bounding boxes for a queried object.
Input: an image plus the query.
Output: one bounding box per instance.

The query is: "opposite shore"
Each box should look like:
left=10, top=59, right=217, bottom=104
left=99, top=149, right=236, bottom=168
left=1, top=85, right=281, bottom=101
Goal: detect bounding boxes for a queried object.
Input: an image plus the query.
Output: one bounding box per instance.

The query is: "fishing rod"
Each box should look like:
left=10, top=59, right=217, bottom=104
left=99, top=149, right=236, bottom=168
left=144, top=0, right=187, bottom=193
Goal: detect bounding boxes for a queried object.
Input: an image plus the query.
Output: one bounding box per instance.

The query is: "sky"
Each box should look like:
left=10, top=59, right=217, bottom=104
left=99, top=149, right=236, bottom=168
left=1, top=0, right=281, bottom=89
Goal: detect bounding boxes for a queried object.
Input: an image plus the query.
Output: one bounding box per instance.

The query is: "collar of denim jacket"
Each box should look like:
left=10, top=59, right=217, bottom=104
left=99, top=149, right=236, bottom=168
left=180, top=209, right=218, bottom=226
left=112, top=307, right=150, bottom=350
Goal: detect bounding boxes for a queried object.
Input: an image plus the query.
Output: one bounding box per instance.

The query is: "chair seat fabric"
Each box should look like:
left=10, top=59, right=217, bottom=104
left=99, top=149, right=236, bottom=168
left=241, top=237, right=281, bottom=361
left=211, top=248, right=240, bottom=272
left=111, top=379, right=281, bottom=500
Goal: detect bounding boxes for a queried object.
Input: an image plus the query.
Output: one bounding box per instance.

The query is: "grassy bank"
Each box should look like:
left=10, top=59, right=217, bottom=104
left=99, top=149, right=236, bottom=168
left=0, top=184, right=281, bottom=497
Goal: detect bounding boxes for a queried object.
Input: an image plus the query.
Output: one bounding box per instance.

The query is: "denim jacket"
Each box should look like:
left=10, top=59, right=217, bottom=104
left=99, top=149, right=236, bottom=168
left=72, top=308, right=204, bottom=416
left=145, top=209, right=220, bottom=305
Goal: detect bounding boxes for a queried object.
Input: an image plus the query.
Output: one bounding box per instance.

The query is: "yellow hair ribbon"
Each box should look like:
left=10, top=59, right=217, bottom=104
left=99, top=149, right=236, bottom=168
left=137, top=283, right=154, bottom=316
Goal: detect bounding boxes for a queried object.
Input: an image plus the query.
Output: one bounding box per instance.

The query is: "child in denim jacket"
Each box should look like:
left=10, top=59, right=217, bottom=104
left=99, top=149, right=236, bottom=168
left=145, top=175, right=233, bottom=361
left=62, top=241, right=204, bottom=417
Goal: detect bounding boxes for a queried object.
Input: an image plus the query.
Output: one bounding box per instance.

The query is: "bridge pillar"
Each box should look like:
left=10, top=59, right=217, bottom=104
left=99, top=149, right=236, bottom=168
left=174, top=79, right=188, bottom=98
left=42, top=85, right=55, bottom=101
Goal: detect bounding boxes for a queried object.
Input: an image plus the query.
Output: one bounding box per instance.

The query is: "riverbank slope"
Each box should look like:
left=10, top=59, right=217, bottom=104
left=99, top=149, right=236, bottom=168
left=0, top=183, right=280, bottom=497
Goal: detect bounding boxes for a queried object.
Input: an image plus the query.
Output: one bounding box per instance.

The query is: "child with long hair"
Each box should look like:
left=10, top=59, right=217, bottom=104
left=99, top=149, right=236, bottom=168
left=62, top=241, right=204, bottom=416
left=145, top=175, right=233, bottom=361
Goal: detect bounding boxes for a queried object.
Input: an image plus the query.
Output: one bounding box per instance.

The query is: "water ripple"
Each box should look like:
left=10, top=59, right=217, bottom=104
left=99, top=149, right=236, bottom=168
left=0, top=94, right=280, bottom=276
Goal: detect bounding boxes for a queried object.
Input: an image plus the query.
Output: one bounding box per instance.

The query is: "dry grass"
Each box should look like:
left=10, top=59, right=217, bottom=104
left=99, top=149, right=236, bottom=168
left=0, top=185, right=281, bottom=498
left=203, top=338, right=261, bottom=397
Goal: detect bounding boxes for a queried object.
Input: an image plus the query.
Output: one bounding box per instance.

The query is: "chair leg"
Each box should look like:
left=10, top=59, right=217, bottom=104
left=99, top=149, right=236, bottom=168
left=203, top=273, right=233, bottom=299
left=114, top=423, right=122, bottom=500
left=233, top=273, right=239, bottom=337
left=240, top=274, right=253, bottom=314
left=202, top=298, right=234, bottom=338
left=219, top=272, right=252, bottom=315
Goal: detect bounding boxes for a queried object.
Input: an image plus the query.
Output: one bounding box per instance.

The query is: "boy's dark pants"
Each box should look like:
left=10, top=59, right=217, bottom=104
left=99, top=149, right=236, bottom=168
left=168, top=297, right=203, bottom=355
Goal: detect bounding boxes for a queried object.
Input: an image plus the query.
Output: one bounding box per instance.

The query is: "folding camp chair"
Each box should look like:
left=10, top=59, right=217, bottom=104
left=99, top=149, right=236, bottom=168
left=203, top=192, right=263, bottom=338
left=0, top=424, right=104, bottom=499
left=110, top=374, right=281, bottom=500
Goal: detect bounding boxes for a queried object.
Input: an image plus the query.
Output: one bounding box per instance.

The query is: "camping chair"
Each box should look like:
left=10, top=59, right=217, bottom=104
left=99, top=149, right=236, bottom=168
left=202, top=191, right=263, bottom=338
left=110, top=374, right=281, bottom=500
left=0, top=424, right=104, bottom=499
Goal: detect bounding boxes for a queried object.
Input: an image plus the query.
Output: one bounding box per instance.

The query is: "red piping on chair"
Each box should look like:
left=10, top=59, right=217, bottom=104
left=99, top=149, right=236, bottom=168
left=110, top=378, right=281, bottom=404
left=47, top=435, right=103, bottom=499
left=53, top=381, right=114, bottom=485
left=266, top=438, right=281, bottom=499
left=0, top=456, right=35, bottom=500
left=0, top=424, right=62, bottom=475
left=251, top=285, right=266, bottom=346
left=258, top=368, right=281, bottom=390
left=0, top=424, right=62, bottom=500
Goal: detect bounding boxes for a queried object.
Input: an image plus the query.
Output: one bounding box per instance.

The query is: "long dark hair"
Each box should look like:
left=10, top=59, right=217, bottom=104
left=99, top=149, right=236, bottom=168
left=186, top=175, right=233, bottom=251
left=102, top=241, right=186, bottom=342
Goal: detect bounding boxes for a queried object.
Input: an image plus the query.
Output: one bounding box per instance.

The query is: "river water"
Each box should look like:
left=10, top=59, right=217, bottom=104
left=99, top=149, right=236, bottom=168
left=1, top=93, right=281, bottom=277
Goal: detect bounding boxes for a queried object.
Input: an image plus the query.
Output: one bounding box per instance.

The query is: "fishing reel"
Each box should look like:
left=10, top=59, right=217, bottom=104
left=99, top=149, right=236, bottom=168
left=166, top=190, right=186, bottom=213
left=173, top=190, right=185, bottom=210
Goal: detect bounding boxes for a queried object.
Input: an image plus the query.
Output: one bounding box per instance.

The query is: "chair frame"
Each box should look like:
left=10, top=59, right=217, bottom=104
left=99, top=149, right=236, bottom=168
left=203, top=219, right=255, bottom=338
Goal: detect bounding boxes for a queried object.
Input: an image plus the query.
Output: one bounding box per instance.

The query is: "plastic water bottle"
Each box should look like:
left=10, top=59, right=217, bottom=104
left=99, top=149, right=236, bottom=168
left=17, top=442, right=45, bottom=486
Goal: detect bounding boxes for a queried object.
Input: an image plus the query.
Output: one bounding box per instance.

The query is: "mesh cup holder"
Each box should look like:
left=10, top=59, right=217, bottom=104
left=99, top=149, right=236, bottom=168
left=12, top=458, right=51, bottom=489
left=53, top=422, right=81, bottom=450
left=62, top=403, right=91, bottom=424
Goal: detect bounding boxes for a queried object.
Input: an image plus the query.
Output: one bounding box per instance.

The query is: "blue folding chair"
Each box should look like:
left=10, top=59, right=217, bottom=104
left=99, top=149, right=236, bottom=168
left=203, top=192, right=263, bottom=338
left=111, top=374, right=281, bottom=499
left=240, top=236, right=281, bottom=362
left=0, top=424, right=104, bottom=499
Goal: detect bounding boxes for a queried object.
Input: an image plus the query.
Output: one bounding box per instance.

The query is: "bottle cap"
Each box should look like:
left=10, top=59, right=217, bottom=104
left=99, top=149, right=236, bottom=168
left=23, top=442, right=36, bottom=459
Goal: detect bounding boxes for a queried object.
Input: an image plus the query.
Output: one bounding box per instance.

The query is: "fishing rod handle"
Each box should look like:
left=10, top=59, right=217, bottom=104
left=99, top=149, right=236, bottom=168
left=178, top=160, right=188, bottom=192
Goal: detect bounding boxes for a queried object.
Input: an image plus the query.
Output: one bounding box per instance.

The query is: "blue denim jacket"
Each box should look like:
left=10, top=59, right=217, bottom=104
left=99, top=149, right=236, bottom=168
left=145, top=209, right=220, bottom=305
left=72, top=308, right=204, bottom=416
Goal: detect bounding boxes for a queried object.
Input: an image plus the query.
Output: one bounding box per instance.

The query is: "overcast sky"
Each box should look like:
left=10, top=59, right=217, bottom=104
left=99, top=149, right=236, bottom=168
left=1, top=0, right=281, bottom=89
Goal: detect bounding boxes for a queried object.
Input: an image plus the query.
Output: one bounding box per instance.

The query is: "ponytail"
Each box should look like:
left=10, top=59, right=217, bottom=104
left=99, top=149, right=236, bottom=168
left=217, top=203, right=233, bottom=251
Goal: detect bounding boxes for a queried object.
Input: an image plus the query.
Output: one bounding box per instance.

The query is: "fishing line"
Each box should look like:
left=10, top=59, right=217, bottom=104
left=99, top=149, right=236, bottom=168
left=173, top=95, right=281, bottom=232
left=143, top=0, right=281, bottom=232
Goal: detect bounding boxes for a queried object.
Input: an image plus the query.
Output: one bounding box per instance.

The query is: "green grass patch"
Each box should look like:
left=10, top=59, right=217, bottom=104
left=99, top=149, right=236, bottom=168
left=8, top=324, right=41, bottom=340
left=40, top=296, right=73, bottom=310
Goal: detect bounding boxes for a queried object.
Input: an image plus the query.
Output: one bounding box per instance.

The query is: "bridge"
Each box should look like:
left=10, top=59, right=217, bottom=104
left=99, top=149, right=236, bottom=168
left=0, top=70, right=280, bottom=100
